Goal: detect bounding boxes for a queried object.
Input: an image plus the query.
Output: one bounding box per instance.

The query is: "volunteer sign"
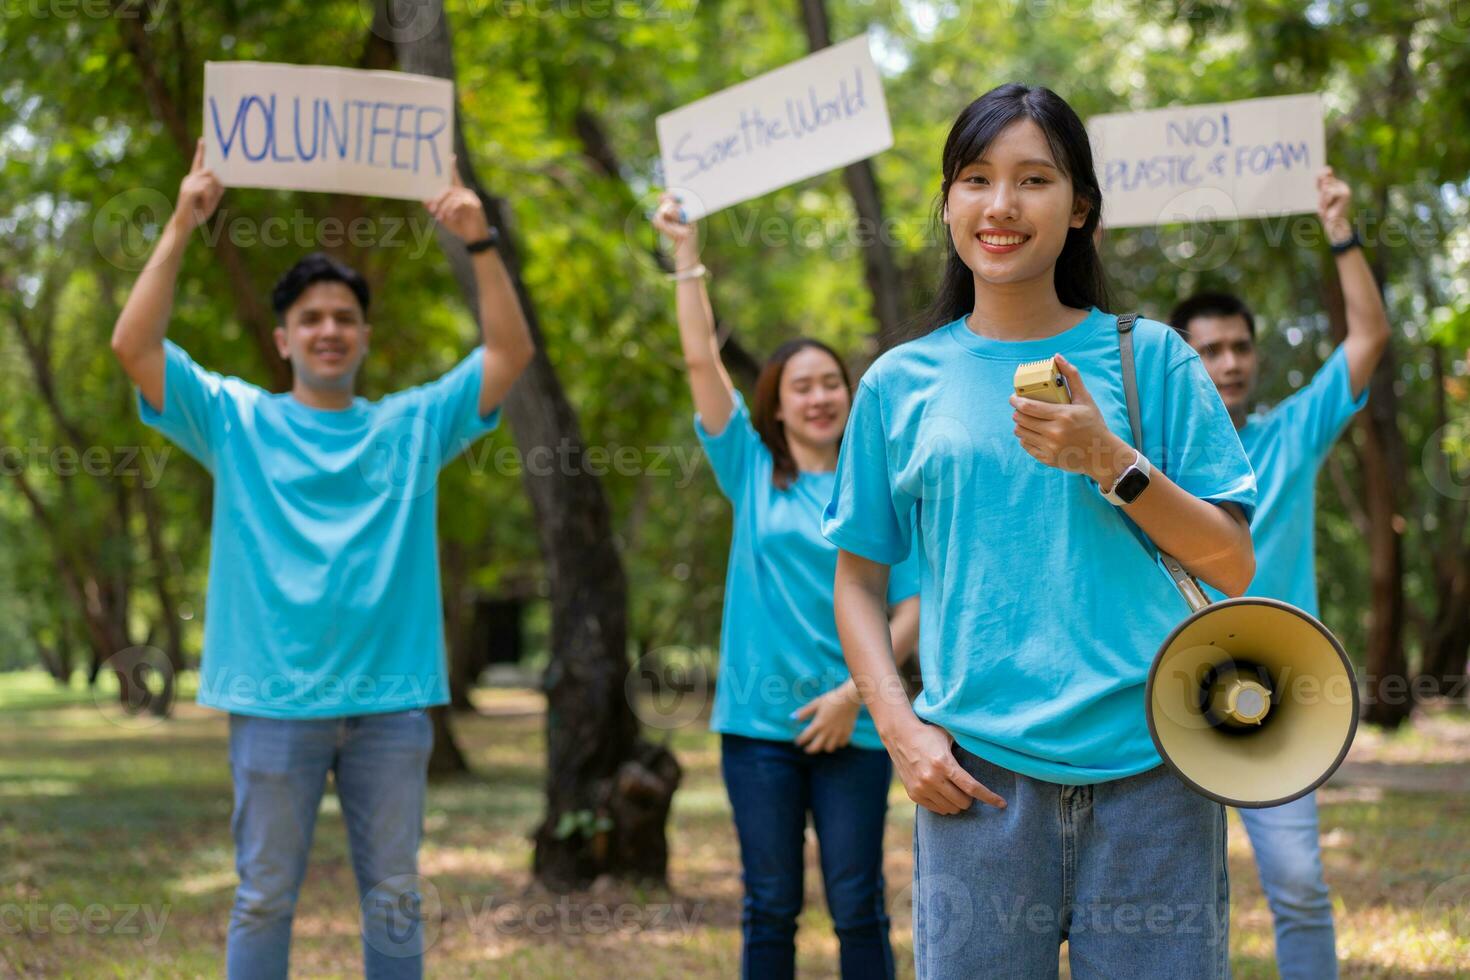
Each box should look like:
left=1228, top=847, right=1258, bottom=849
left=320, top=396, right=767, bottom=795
left=203, top=61, right=454, bottom=200
left=1089, top=93, right=1325, bottom=227
left=656, top=34, right=893, bottom=220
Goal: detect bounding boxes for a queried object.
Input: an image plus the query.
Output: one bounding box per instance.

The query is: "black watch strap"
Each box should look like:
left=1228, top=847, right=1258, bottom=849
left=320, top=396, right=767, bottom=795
left=466, top=228, right=501, bottom=253
left=1329, top=229, right=1362, bottom=255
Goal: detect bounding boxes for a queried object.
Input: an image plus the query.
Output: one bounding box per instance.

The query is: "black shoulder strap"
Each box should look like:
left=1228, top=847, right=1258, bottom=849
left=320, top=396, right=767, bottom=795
left=1114, top=312, right=1210, bottom=611
left=1115, top=312, right=1142, bottom=449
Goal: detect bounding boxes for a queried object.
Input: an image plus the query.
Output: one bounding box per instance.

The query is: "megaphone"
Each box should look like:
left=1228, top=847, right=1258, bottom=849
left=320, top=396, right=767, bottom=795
left=1144, top=561, right=1359, bottom=808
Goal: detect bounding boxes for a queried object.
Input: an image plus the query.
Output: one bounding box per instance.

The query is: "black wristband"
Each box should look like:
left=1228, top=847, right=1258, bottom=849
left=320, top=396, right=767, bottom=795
left=1329, top=229, right=1362, bottom=255
left=465, top=228, right=500, bottom=253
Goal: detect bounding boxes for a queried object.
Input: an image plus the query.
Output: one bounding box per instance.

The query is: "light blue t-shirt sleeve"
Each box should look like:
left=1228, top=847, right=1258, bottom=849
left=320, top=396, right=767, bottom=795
left=886, top=532, right=922, bottom=604
left=1157, top=348, right=1259, bottom=522
left=822, top=378, right=914, bottom=566
left=136, top=340, right=236, bottom=472
left=693, top=389, right=762, bottom=504
left=1274, top=345, right=1369, bottom=462
left=407, top=347, right=502, bottom=466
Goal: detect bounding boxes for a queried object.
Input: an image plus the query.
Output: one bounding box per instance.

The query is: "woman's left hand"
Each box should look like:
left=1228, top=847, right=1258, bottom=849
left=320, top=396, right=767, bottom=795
left=793, top=682, right=861, bottom=754
left=1009, top=354, right=1130, bottom=486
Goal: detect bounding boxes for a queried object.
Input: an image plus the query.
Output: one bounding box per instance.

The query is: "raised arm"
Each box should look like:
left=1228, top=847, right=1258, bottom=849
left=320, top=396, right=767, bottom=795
left=651, top=193, right=735, bottom=434
left=424, top=160, right=535, bottom=417
left=110, top=138, right=223, bottom=412
left=1318, top=168, right=1390, bottom=398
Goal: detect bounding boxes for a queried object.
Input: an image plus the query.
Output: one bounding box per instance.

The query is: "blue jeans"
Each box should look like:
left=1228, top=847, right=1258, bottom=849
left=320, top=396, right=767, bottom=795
left=913, top=743, right=1229, bottom=980
left=226, top=710, right=433, bottom=979
left=1238, top=792, right=1336, bottom=979
left=721, top=733, right=896, bottom=980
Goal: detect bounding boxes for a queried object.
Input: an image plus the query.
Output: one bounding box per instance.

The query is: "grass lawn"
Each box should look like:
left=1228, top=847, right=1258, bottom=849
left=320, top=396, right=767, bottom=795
left=1, top=670, right=1467, bottom=977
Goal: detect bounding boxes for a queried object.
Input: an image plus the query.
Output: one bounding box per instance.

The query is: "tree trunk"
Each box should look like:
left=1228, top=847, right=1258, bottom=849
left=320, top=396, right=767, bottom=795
left=797, top=0, right=908, bottom=352
left=388, top=0, right=680, bottom=888
left=1419, top=344, right=1470, bottom=694
left=1321, top=248, right=1411, bottom=728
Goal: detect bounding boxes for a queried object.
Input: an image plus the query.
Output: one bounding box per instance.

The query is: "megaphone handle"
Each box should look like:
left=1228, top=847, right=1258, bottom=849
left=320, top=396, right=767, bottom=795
left=1160, top=550, right=1211, bottom=613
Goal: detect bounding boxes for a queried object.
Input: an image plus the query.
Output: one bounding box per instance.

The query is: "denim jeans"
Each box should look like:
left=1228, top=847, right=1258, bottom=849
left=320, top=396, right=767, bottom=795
left=720, top=733, right=896, bottom=980
left=1238, top=792, right=1336, bottom=979
left=226, top=709, right=434, bottom=979
left=913, top=743, right=1229, bottom=980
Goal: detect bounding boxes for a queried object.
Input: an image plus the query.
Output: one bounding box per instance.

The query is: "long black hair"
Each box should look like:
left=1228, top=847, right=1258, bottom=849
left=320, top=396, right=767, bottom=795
left=906, top=84, right=1111, bottom=342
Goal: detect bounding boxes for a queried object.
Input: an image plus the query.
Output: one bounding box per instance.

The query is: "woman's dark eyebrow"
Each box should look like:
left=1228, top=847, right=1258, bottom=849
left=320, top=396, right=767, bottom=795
left=966, top=157, right=1059, bottom=170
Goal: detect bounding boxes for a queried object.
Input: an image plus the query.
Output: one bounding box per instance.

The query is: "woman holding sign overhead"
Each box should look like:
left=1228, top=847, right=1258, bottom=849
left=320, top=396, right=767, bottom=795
left=652, top=193, right=920, bottom=980
left=823, top=85, right=1258, bottom=978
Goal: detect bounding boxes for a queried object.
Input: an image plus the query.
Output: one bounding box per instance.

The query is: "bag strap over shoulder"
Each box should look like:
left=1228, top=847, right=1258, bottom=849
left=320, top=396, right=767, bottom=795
left=1113, top=312, right=1210, bottom=612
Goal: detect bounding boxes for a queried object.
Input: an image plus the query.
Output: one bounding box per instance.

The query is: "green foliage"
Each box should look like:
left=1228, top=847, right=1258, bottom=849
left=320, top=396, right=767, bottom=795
left=2, top=0, right=1467, bottom=681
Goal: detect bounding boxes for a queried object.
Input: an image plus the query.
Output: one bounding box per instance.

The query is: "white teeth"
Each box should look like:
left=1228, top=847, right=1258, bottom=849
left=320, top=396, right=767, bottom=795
left=980, top=234, right=1026, bottom=245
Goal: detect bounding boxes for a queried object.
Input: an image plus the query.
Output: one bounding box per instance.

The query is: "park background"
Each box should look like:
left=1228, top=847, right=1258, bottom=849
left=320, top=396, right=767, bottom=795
left=2, top=0, right=1468, bottom=975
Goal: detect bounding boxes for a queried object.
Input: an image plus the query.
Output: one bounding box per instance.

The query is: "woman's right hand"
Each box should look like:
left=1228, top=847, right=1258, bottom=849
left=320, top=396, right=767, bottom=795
left=886, top=717, right=1006, bottom=815
left=652, top=192, right=699, bottom=264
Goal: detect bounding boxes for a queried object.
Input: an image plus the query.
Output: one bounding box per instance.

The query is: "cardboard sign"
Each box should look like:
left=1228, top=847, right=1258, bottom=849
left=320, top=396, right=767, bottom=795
left=656, top=34, right=893, bottom=220
left=203, top=61, right=454, bottom=200
left=1089, top=94, right=1325, bottom=227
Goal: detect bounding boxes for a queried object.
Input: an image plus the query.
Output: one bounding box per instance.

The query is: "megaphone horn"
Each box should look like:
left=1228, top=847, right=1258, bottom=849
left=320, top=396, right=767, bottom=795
left=1145, top=555, right=1359, bottom=809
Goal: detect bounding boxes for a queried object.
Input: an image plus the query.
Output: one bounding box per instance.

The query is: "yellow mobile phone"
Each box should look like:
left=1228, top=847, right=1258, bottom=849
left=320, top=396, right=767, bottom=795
left=1013, top=356, right=1071, bottom=404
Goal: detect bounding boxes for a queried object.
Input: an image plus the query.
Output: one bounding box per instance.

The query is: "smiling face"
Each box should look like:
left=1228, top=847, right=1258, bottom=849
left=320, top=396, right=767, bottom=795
left=942, top=118, right=1091, bottom=291
left=775, top=345, right=850, bottom=451
left=272, top=281, right=371, bottom=393
left=1184, top=313, right=1258, bottom=419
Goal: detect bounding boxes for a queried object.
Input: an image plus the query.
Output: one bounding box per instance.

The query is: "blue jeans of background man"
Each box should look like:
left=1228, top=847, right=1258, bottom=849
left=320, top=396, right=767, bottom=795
left=720, top=733, right=896, bottom=980
left=226, top=709, right=433, bottom=980
left=1238, top=791, right=1336, bottom=979
left=913, top=743, right=1229, bottom=980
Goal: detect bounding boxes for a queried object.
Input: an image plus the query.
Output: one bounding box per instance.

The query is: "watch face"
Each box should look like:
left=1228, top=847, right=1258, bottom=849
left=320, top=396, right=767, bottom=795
left=1116, top=468, right=1150, bottom=503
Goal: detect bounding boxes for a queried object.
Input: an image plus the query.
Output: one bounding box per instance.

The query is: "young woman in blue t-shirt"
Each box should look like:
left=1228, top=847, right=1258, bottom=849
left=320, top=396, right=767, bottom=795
left=653, top=193, right=921, bottom=980
left=823, top=85, right=1258, bottom=978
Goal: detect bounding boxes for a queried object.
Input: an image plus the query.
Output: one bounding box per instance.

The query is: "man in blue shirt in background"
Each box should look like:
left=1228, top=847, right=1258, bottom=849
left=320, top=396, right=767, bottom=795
left=110, top=139, right=534, bottom=978
left=1170, top=166, right=1391, bottom=980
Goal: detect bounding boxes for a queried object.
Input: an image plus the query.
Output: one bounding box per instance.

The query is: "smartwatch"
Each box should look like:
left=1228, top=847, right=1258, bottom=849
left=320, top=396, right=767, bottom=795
left=1101, top=450, right=1151, bottom=505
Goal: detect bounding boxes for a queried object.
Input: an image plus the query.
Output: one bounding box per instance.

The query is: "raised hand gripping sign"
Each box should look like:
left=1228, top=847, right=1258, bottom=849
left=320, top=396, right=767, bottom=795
left=656, top=34, right=893, bottom=221
left=203, top=61, right=455, bottom=201
left=1089, top=93, right=1326, bottom=228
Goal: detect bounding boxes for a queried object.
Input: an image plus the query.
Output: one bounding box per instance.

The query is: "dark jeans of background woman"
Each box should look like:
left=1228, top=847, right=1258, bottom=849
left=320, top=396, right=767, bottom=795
left=721, top=733, right=896, bottom=980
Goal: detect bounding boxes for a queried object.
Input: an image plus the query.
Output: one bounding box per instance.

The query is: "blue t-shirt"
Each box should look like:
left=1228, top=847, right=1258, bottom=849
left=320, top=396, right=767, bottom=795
left=822, top=309, right=1257, bottom=784
left=695, top=391, right=921, bottom=751
left=1204, top=346, right=1367, bottom=616
left=138, top=340, right=501, bottom=718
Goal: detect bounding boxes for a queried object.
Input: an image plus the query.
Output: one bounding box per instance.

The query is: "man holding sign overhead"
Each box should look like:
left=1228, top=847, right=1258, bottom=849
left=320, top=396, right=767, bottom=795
left=1169, top=167, right=1390, bottom=980
left=110, top=137, right=533, bottom=978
